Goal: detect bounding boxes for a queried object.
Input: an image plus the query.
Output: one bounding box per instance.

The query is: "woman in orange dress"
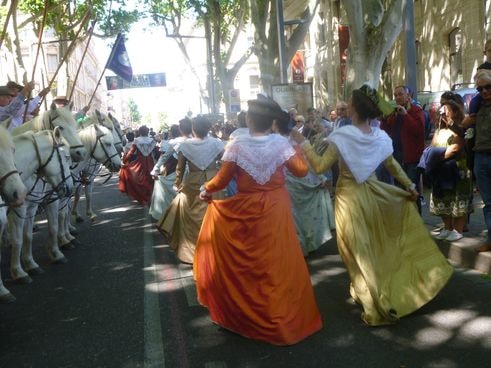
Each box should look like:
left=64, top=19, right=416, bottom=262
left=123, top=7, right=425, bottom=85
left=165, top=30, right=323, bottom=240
left=194, top=97, right=323, bottom=345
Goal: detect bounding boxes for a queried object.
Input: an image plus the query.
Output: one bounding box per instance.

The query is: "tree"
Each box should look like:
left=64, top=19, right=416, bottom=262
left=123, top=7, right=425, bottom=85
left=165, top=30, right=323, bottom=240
left=128, top=98, right=142, bottom=126
left=145, top=0, right=252, bottom=116
left=342, top=0, right=404, bottom=91
left=249, top=0, right=319, bottom=93
left=3, top=0, right=140, bottom=83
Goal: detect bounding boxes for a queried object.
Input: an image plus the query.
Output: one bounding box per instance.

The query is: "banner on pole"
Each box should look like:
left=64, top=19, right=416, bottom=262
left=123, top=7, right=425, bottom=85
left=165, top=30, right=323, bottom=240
left=106, top=73, right=166, bottom=90
left=106, top=33, right=133, bottom=82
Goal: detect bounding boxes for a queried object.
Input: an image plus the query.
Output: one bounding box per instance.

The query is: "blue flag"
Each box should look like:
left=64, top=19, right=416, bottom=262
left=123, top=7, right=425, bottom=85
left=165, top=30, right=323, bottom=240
left=106, top=33, right=133, bottom=82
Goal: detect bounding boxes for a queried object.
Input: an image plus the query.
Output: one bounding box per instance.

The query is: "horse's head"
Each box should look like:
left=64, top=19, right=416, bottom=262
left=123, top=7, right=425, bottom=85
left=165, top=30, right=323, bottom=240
left=108, top=112, right=127, bottom=146
left=81, top=124, right=121, bottom=172
left=44, top=103, right=88, bottom=162
left=95, top=110, right=124, bottom=154
left=0, top=126, right=27, bottom=206
left=35, top=127, right=74, bottom=198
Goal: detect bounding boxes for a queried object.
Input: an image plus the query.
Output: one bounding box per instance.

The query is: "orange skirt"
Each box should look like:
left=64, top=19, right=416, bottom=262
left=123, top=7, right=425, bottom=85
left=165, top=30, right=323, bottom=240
left=194, top=187, right=322, bottom=345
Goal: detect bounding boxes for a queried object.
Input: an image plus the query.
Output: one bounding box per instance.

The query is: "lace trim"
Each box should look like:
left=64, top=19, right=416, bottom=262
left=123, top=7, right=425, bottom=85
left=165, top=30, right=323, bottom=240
left=222, top=134, right=295, bottom=185
left=134, top=136, right=156, bottom=157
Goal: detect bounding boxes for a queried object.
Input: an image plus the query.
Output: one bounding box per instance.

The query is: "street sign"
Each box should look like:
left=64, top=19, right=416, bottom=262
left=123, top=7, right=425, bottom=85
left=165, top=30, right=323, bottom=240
left=228, top=89, right=241, bottom=113
left=105, top=73, right=166, bottom=90
left=271, top=82, right=313, bottom=116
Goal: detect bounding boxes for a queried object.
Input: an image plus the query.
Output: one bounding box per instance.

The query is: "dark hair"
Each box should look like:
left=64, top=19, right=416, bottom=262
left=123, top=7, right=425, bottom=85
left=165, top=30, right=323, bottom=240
left=179, top=117, right=193, bottom=136
left=192, top=116, right=211, bottom=138
left=126, top=131, right=135, bottom=142
left=138, top=125, right=149, bottom=136
left=440, top=99, right=465, bottom=136
left=440, top=91, right=465, bottom=110
left=274, top=110, right=292, bottom=135
left=169, top=124, right=181, bottom=139
left=237, top=111, right=247, bottom=128
left=351, top=89, right=382, bottom=120
left=247, top=96, right=283, bottom=133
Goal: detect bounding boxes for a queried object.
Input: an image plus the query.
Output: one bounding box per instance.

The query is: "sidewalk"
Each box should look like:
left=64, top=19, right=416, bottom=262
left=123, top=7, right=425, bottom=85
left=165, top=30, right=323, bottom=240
left=421, top=188, right=491, bottom=274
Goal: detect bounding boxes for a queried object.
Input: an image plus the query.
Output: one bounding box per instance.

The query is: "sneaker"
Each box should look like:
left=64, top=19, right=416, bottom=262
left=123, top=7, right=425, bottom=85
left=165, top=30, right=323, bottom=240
left=446, top=230, right=463, bottom=242
left=435, top=229, right=451, bottom=239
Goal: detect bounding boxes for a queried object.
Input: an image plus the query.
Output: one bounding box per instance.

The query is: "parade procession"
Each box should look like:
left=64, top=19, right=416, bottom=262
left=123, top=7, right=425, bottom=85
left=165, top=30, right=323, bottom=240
left=1, top=1, right=491, bottom=367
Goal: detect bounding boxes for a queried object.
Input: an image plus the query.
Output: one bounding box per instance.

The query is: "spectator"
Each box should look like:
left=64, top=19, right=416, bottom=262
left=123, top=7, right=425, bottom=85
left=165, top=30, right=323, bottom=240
left=381, top=85, right=425, bottom=212
left=473, top=69, right=491, bottom=252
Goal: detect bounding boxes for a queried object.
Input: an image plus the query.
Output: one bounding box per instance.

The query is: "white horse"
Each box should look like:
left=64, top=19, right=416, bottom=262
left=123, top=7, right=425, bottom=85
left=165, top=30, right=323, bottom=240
left=12, top=103, right=88, bottom=163
left=53, top=123, right=121, bottom=248
left=7, top=127, right=73, bottom=283
left=72, top=111, right=124, bottom=221
left=0, top=124, right=28, bottom=303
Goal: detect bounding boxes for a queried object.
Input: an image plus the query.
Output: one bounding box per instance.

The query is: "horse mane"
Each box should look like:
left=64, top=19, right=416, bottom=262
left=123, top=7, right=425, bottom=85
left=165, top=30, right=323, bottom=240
left=0, top=125, right=14, bottom=148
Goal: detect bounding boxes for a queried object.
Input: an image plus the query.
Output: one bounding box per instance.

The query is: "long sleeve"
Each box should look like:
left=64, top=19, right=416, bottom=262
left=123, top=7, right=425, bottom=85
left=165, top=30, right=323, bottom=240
left=175, top=152, right=187, bottom=188
left=405, top=105, right=425, bottom=139
left=122, top=144, right=136, bottom=164
left=204, top=161, right=236, bottom=193
left=383, top=155, right=412, bottom=188
left=301, top=142, right=338, bottom=175
left=284, top=147, right=308, bottom=177
left=0, top=95, right=25, bottom=125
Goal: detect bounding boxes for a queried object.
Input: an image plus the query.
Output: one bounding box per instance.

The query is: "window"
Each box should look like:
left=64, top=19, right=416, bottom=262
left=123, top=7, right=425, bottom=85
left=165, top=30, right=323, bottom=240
left=449, top=28, right=463, bottom=85
left=47, top=53, right=58, bottom=73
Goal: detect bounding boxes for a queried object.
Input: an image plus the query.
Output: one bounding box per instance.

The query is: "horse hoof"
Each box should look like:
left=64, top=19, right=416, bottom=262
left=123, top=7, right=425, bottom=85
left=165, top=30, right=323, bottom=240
left=61, top=242, right=75, bottom=250
left=0, top=293, right=16, bottom=304
left=27, top=267, right=44, bottom=276
left=70, top=238, right=82, bottom=246
left=53, top=257, right=68, bottom=265
left=14, top=275, right=32, bottom=284
left=75, top=216, right=84, bottom=223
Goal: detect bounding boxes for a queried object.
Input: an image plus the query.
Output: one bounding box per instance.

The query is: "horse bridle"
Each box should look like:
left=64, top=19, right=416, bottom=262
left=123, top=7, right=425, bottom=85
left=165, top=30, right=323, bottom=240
left=0, top=170, right=20, bottom=188
left=45, top=110, right=85, bottom=155
left=90, top=133, right=120, bottom=169
left=31, top=132, right=70, bottom=196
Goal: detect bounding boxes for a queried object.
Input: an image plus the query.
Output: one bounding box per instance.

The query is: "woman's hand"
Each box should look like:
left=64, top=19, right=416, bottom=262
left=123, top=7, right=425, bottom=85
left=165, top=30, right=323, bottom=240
left=290, top=128, right=306, bottom=144
left=199, top=190, right=212, bottom=202
left=407, top=187, right=419, bottom=202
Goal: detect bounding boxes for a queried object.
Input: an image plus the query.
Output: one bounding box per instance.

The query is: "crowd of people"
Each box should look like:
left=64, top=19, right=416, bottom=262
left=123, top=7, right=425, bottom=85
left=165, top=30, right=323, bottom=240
left=105, top=41, right=491, bottom=346
left=115, top=61, right=490, bottom=345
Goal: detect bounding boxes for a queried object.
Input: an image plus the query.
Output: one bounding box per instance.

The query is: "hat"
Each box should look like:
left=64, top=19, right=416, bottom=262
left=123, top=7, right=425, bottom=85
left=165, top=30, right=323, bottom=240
left=0, top=86, right=14, bottom=96
left=54, top=95, right=69, bottom=102
left=6, top=81, right=23, bottom=90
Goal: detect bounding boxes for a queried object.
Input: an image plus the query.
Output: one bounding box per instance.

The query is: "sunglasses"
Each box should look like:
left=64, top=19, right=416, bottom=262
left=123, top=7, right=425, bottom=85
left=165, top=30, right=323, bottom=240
left=476, top=84, right=491, bottom=93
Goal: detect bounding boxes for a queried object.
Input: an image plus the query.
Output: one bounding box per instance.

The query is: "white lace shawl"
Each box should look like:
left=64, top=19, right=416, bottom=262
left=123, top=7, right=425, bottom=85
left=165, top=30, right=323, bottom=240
left=179, top=137, right=225, bottom=170
left=134, top=136, right=156, bottom=157
left=222, top=133, right=296, bottom=185
left=327, top=125, right=393, bottom=183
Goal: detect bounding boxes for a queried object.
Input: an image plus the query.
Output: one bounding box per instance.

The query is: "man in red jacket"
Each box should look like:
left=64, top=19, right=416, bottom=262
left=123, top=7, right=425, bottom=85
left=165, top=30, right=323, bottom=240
left=381, top=85, right=425, bottom=211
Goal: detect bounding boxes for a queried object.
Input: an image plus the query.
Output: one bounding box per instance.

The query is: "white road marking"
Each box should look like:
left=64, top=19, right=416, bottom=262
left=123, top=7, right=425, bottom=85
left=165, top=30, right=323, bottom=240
left=144, top=214, right=166, bottom=368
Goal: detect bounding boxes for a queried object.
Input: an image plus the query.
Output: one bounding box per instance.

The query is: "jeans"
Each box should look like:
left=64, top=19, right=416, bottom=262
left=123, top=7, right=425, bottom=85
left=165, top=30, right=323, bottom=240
left=474, top=152, right=491, bottom=242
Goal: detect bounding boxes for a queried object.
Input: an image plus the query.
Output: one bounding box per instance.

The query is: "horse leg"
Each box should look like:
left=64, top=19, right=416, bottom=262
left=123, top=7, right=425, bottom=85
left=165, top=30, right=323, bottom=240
left=58, top=202, right=76, bottom=245
left=45, top=199, right=68, bottom=262
left=7, top=205, right=31, bottom=283
left=85, top=180, right=97, bottom=221
left=21, top=201, right=43, bottom=274
left=0, top=206, right=15, bottom=303
left=71, top=185, right=84, bottom=223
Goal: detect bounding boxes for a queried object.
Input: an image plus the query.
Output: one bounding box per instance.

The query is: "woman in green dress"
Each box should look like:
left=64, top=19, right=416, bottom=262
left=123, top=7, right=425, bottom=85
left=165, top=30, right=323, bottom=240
left=429, top=99, right=473, bottom=242
left=290, top=85, right=453, bottom=326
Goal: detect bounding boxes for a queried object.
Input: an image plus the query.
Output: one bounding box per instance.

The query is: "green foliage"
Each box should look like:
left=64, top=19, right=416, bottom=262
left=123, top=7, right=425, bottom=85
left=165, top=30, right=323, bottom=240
left=128, top=98, right=142, bottom=124
left=16, top=0, right=142, bottom=39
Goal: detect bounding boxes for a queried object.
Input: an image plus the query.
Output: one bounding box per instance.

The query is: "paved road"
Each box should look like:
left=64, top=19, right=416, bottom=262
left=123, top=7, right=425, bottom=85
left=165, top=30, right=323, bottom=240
left=1, top=177, right=490, bottom=368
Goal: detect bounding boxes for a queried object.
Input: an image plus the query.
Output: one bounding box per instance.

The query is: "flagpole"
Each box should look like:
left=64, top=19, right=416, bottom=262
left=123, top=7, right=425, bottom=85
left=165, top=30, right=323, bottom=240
left=68, top=20, right=96, bottom=101
left=39, top=10, right=91, bottom=107
left=0, top=0, right=18, bottom=49
left=87, top=34, right=122, bottom=107
left=23, top=0, right=48, bottom=124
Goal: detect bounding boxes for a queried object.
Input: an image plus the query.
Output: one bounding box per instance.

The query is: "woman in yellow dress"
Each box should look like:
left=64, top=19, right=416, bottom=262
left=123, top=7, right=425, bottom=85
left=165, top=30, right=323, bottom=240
left=194, top=97, right=322, bottom=345
left=157, top=117, right=224, bottom=264
left=291, top=85, right=453, bottom=326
